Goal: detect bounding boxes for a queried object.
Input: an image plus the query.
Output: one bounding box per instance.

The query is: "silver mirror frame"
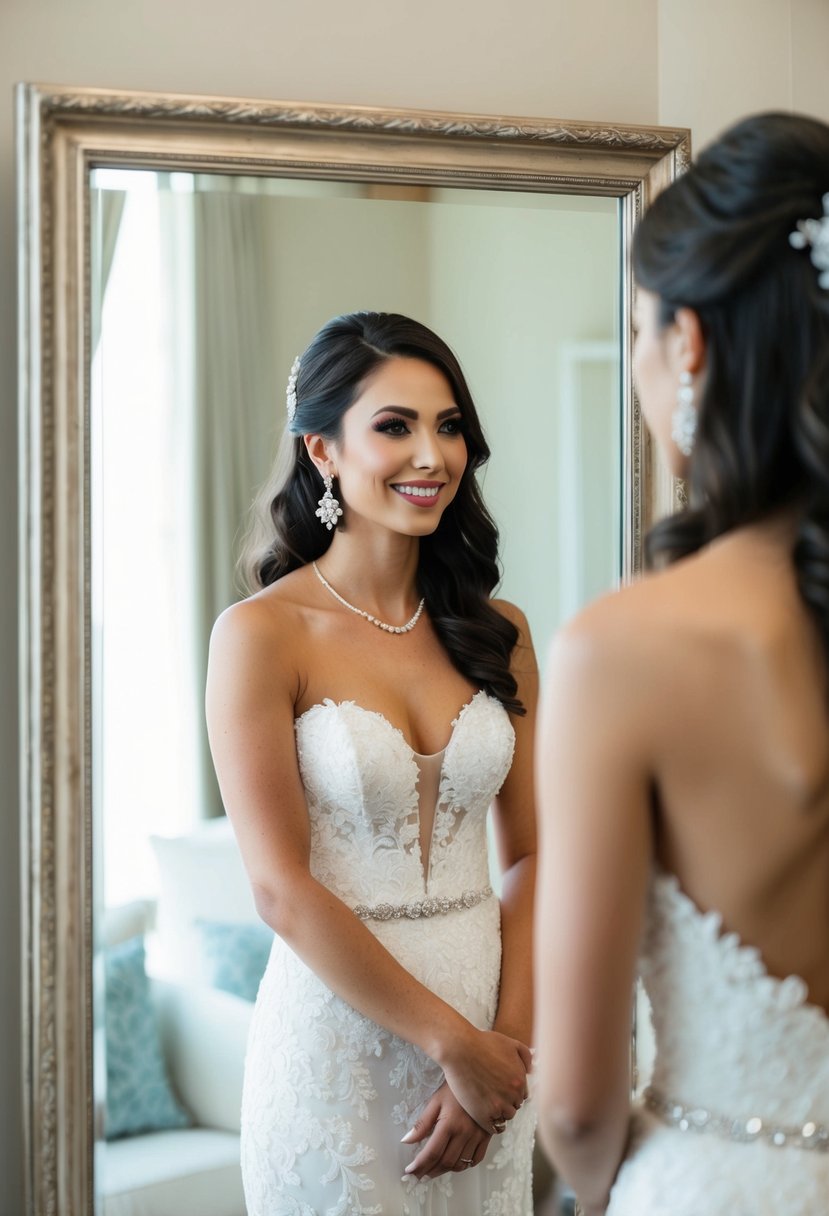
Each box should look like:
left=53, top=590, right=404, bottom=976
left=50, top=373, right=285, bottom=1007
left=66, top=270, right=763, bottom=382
left=17, top=83, right=689, bottom=1216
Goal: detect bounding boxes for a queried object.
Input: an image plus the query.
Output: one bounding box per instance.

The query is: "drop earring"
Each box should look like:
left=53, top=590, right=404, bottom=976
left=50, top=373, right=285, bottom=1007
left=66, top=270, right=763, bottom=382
left=672, top=371, right=696, bottom=457
left=315, top=474, right=343, bottom=531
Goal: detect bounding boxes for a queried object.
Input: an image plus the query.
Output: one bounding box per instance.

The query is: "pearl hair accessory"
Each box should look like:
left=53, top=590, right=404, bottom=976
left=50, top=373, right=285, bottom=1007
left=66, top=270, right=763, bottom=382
left=789, top=193, right=829, bottom=289
left=312, top=561, right=425, bottom=634
left=286, top=355, right=301, bottom=423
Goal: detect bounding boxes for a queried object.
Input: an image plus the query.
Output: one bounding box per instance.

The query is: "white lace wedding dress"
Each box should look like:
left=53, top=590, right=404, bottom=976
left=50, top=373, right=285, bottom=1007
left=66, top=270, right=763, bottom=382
left=608, top=869, right=829, bottom=1215
left=240, top=691, right=535, bottom=1216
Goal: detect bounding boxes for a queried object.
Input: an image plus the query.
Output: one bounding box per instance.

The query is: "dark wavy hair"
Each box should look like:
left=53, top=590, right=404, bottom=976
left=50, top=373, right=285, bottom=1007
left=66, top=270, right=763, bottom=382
left=242, top=311, right=523, bottom=714
left=634, top=112, right=829, bottom=661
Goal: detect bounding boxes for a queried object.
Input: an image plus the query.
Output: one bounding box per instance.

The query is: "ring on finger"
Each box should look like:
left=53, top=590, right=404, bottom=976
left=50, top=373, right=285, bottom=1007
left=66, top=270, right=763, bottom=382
left=459, top=1157, right=474, bottom=1166
left=491, top=1117, right=507, bottom=1134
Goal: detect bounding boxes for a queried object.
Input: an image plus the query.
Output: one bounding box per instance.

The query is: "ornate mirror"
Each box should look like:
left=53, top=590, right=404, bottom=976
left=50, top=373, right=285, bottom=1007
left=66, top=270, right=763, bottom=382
left=17, top=84, right=688, bottom=1215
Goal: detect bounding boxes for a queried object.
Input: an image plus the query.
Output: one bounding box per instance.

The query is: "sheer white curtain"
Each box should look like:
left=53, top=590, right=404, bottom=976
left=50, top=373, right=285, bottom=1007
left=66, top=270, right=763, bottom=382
left=95, top=177, right=201, bottom=905
left=190, top=176, right=282, bottom=817
left=96, top=174, right=284, bottom=900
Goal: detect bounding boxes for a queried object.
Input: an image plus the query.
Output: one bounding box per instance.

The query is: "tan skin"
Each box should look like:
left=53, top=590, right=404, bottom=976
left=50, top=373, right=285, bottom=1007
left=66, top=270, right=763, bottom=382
left=534, top=292, right=829, bottom=1214
left=207, top=356, right=538, bottom=1182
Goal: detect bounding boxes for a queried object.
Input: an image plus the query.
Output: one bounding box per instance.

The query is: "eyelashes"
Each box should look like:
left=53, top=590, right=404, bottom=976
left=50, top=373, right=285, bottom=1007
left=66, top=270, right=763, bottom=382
left=372, top=418, right=409, bottom=436
left=372, top=416, right=465, bottom=437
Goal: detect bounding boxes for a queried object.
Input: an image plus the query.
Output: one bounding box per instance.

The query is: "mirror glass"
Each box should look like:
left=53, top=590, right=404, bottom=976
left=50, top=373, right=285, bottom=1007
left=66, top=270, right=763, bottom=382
left=89, top=167, right=620, bottom=1213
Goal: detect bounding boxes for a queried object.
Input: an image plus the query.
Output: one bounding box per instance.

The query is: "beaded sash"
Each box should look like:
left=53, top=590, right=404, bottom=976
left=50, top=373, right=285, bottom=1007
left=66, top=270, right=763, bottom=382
left=353, top=885, right=493, bottom=922
left=644, top=1086, right=829, bottom=1153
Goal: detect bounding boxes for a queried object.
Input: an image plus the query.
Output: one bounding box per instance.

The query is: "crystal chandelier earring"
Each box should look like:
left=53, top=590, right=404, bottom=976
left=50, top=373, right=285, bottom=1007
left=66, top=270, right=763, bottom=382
left=672, top=371, right=697, bottom=457
left=315, top=474, right=343, bottom=531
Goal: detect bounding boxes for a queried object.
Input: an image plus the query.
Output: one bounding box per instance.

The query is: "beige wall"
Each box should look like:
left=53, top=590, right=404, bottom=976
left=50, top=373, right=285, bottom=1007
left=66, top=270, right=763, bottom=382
left=1, top=0, right=826, bottom=1210
left=659, top=0, right=829, bottom=149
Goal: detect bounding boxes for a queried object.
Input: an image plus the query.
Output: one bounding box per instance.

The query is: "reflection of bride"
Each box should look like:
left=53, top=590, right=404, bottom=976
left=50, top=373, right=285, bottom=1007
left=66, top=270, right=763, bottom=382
left=206, top=312, right=537, bottom=1214
left=534, top=112, right=829, bottom=1215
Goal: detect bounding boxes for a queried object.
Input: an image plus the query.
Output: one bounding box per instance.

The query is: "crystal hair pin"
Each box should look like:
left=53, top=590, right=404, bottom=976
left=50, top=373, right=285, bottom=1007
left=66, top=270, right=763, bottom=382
left=286, top=355, right=301, bottom=422
left=789, top=192, right=829, bottom=289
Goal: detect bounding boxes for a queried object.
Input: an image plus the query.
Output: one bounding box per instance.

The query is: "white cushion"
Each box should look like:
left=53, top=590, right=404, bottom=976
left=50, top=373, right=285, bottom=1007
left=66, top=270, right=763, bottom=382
left=149, top=818, right=258, bottom=982
left=102, top=900, right=155, bottom=948
left=101, top=1127, right=244, bottom=1216
left=152, top=979, right=252, bottom=1133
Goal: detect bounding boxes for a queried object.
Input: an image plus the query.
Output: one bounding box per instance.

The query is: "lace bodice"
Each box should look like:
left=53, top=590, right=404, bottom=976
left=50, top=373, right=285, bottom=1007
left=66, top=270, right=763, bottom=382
left=295, top=690, right=515, bottom=906
left=641, top=870, right=829, bottom=1127
left=241, top=689, right=536, bottom=1216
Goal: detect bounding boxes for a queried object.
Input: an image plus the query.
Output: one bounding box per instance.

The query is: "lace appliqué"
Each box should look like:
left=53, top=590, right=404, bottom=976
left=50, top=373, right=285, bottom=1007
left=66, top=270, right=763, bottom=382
left=607, top=869, right=829, bottom=1215
left=241, top=693, right=533, bottom=1215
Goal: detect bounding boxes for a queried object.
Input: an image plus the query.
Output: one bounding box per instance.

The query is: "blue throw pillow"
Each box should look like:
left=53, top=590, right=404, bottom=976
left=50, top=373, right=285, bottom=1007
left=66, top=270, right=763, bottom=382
left=195, top=919, right=274, bottom=1003
left=104, top=935, right=191, bottom=1139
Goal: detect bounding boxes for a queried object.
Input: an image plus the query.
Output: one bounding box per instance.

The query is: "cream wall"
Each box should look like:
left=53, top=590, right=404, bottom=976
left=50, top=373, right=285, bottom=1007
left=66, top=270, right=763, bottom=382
left=1, top=0, right=826, bottom=1210
left=659, top=0, right=829, bottom=147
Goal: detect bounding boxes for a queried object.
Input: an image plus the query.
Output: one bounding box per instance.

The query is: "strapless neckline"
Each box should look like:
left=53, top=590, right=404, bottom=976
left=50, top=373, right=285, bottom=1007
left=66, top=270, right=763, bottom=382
left=294, top=688, right=491, bottom=760
left=294, top=691, right=513, bottom=892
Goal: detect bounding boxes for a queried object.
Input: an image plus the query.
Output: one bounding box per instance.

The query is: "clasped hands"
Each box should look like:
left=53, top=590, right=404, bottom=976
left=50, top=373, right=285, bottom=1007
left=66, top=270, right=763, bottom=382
left=401, top=1028, right=531, bottom=1181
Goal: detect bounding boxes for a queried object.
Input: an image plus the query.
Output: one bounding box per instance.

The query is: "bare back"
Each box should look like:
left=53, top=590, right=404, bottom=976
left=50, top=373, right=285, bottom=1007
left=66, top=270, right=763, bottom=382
left=635, top=519, right=829, bottom=1010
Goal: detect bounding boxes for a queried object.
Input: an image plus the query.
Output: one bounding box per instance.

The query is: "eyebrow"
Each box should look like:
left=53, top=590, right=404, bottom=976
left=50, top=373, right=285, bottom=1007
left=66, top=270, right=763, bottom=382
left=371, top=405, right=462, bottom=420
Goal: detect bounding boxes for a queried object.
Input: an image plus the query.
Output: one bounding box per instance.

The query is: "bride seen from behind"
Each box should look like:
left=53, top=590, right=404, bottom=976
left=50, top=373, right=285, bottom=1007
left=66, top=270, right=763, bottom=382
left=534, top=112, right=829, bottom=1216
left=206, top=312, right=538, bottom=1214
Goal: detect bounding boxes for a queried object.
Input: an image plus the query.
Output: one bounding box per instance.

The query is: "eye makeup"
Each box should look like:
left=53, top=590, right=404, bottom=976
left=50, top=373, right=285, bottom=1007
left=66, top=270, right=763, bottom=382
left=371, top=411, right=465, bottom=437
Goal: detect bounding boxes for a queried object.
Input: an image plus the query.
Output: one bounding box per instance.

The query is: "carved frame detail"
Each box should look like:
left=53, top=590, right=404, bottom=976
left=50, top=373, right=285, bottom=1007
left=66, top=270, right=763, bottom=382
left=17, top=84, right=690, bottom=1216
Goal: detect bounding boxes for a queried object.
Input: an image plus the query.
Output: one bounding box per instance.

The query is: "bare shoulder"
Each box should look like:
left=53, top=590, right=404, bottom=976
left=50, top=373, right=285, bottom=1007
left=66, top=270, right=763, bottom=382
left=491, top=596, right=531, bottom=639
left=208, top=569, right=316, bottom=704
left=211, top=581, right=298, bottom=651
left=491, top=598, right=538, bottom=686
left=546, top=538, right=776, bottom=712
left=544, top=566, right=699, bottom=714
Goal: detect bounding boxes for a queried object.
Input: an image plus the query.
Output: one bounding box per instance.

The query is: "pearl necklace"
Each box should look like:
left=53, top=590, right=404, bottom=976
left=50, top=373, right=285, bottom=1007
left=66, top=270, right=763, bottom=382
left=312, top=562, right=425, bottom=634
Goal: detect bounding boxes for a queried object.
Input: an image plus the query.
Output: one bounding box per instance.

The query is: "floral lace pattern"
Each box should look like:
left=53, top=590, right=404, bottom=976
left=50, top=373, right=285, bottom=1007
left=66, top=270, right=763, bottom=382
left=241, top=692, right=534, bottom=1215
left=608, top=870, right=829, bottom=1215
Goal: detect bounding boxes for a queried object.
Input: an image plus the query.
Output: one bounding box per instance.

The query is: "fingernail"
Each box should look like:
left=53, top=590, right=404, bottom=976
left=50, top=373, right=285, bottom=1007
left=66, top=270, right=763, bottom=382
left=403, top=1165, right=415, bottom=1174
left=400, top=1130, right=415, bottom=1143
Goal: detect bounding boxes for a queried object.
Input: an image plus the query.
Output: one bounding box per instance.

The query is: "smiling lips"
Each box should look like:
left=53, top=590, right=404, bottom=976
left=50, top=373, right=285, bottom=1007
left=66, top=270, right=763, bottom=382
left=391, top=480, right=445, bottom=507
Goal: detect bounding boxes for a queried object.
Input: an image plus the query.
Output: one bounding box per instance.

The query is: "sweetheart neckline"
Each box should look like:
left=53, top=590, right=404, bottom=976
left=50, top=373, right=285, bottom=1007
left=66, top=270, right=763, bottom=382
left=653, top=866, right=829, bottom=1026
left=294, top=689, right=505, bottom=891
left=294, top=688, right=494, bottom=759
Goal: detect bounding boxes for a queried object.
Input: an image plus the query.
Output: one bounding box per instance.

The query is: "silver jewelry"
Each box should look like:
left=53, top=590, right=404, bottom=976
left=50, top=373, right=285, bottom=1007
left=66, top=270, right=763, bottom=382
left=672, top=370, right=696, bottom=457
left=353, top=886, right=492, bottom=921
left=459, top=1158, right=474, bottom=1166
left=644, top=1086, right=829, bottom=1153
left=315, top=475, right=343, bottom=531
left=491, top=1118, right=507, bottom=1134
left=312, top=561, right=425, bottom=634
left=789, top=192, right=829, bottom=289
left=286, top=355, right=301, bottom=423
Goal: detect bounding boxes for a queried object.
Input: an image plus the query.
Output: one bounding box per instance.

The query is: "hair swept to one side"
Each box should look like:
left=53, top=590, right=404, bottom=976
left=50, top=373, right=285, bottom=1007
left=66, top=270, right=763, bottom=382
left=240, top=311, right=524, bottom=715
left=634, top=112, right=829, bottom=666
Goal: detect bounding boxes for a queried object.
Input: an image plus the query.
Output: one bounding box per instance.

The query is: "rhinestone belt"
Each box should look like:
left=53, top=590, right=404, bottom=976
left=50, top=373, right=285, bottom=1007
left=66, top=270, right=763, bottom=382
left=644, top=1086, right=829, bottom=1152
left=353, top=886, right=493, bottom=922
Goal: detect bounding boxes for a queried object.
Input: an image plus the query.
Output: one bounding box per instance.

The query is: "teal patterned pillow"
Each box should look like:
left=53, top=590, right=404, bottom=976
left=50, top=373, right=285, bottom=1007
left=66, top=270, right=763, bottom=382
left=195, top=919, right=274, bottom=1002
left=105, top=935, right=191, bottom=1139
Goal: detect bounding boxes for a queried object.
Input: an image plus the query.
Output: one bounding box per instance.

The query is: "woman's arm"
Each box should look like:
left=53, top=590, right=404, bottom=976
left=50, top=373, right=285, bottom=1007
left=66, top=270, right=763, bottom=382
left=533, top=605, right=652, bottom=1215
left=205, top=598, right=531, bottom=1131
left=490, top=601, right=539, bottom=1047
